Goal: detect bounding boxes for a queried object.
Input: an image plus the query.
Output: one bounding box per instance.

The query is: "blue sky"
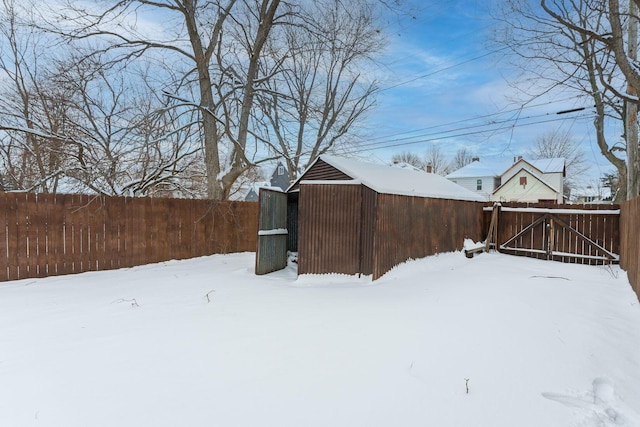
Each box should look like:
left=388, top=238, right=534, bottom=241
left=358, top=0, right=617, bottom=182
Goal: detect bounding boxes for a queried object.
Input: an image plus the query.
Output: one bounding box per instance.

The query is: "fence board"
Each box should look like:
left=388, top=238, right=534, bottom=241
left=0, top=192, right=258, bottom=282
left=486, top=203, right=620, bottom=265
left=0, top=193, right=7, bottom=281
left=59, top=194, right=70, bottom=276
left=621, top=197, right=640, bottom=301
left=31, top=193, right=45, bottom=277
left=16, top=193, right=28, bottom=279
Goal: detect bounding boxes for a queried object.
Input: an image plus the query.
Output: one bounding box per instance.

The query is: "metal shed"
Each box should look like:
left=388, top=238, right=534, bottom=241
left=256, top=155, right=486, bottom=280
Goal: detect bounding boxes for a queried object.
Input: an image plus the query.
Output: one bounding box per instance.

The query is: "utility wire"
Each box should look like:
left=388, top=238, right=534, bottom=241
left=347, top=112, right=596, bottom=154
left=380, top=46, right=511, bottom=92
left=354, top=109, right=587, bottom=148
left=358, top=95, right=590, bottom=144
left=349, top=104, right=595, bottom=151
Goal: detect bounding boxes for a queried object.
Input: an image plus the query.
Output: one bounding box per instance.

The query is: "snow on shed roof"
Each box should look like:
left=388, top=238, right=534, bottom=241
left=306, top=155, right=485, bottom=202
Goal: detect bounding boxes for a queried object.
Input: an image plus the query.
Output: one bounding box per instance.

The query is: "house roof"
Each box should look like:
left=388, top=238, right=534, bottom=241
left=446, top=157, right=566, bottom=180
left=270, top=161, right=287, bottom=177
left=445, top=160, right=506, bottom=179
left=529, top=158, right=565, bottom=174
left=292, top=155, right=485, bottom=202
left=492, top=166, right=560, bottom=195
left=391, top=162, right=423, bottom=172
left=572, top=184, right=611, bottom=199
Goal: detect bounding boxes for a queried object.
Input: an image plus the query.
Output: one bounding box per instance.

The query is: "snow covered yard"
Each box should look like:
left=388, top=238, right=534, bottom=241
left=1, top=251, right=639, bottom=427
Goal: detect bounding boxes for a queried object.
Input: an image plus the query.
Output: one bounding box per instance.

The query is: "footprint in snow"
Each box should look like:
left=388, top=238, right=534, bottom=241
left=542, top=378, right=640, bottom=426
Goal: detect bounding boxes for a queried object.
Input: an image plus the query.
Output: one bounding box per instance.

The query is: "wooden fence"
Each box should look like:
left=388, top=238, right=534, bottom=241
left=483, top=202, right=620, bottom=265
left=0, top=192, right=258, bottom=282
left=620, top=197, right=640, bottom=300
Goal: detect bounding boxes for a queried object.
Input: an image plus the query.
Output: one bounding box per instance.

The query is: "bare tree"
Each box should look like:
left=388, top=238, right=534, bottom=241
left=391, top=151, right=425, bottom=169
left=37, top=0, right=289, bottom=200
left=43, top=0, right=402, bottom=197
left=4, top=0, right=401, bottom=198
left=424, top=144, right=450, bottom=175
left=51, top=55, right=203, bottom=196
left=494, top=0, right=633, bottom=201
left=530, top=130, right=588, bottom=198
left=255, top=0, right=383, bottom=181
left=0, top=0, right=74, bottom=192
left=600, top=171, right=622, bottom=200
left=449, top=147, right=475, bottom=171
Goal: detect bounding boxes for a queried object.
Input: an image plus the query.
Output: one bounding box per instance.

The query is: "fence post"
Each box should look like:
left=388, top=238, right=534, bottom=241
left=485, top=202, right=501, bottom=252
left=545, top=221, right=551, bottom=259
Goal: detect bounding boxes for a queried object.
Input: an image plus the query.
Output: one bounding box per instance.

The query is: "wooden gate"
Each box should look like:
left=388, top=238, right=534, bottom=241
left=484, top=203, right=620, bottom=265
left=255, top=188, right=288, bottom=275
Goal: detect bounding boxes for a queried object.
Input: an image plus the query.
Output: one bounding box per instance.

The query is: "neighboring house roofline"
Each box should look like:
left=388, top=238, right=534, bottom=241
left=446, top=157, right=566, bottom=179
left=445, top=161, right=504, bottom=179
left=530, top=157, right=566, bottom=175
left=270, top=161, right=286, bottom=177
left=492, top=166, right=560, bottom=195
left=503, top=158, right=545, bottom=177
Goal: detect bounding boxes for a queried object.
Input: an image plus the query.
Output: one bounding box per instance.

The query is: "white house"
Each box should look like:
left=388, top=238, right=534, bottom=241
left=445, top=158, right=505, bottom=200
left=446, top=157, right=567, bottom=204
left=492, top=158, right=566, bottom=203
left=571, top=183, right=612, bottom=203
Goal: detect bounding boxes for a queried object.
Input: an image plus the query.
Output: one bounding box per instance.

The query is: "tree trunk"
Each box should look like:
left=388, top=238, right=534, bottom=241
left=627, top=0, right=640, bottom=200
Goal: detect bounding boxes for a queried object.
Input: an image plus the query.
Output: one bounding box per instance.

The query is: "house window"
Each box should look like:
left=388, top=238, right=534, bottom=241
left=277, top=165, right=284, bottom=176
left=520, top=176, right=527, bottom=186
left=476, top=179, right=482, bottom=190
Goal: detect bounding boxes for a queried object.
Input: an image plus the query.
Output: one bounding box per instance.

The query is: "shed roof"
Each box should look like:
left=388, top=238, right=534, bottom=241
left=292, top=155, right=484, bottom=202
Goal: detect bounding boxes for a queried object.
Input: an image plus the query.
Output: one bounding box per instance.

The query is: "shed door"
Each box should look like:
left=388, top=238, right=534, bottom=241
left=255, top=188, right=288, bottom=275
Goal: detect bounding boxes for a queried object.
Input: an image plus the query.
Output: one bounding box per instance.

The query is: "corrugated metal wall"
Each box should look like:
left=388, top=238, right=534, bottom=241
left=297, top=184, right=362, bottom=275
left=296, top=183, right=484, bottom=279
left=287, top=192, right=299, bottom=252
left=255, top=189, right=288, bottom=275
left=372, top=195, right=484, bottom=279
left=359, top=186, right=377, bottom=275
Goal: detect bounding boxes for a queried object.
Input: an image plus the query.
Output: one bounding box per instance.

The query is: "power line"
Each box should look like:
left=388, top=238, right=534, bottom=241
left=358, top=95, right=590, bottom=144
left=380, top=46, right=510, bottom=92
left=348, top=112, right=596, bottom=154
left=350, top=103, right=596, bottom=151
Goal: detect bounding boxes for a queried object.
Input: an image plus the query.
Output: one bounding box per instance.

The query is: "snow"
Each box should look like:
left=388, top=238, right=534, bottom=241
left=257, top=228, right=288, bottom=235
left=294, top=155, right=485, bottom=202
left=390, top=162, right=423, bottom=171
left=1, top=251, right=639, bottom=427
left=445, top=160, right=507, bottom=179
left=299, top=179, right=362, bottom=186
left=496, top=207, right=620, bottom=215
left=530, top=157, right=566, bottom=174
left=445, top=158, right=564, bottom=179
left=463, top=238, right=485, bottom=251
